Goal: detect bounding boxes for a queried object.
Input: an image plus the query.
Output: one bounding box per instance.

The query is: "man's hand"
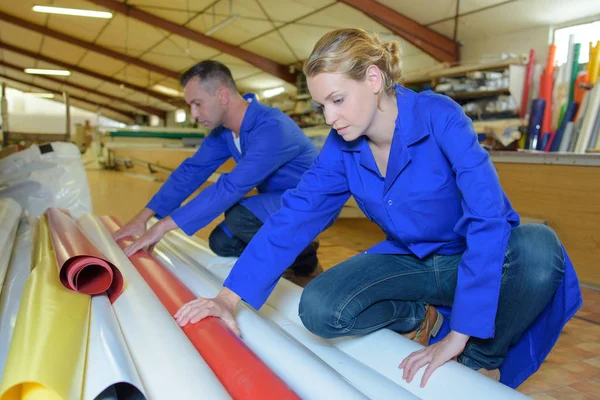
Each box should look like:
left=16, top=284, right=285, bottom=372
left=113, top=208, right=155, bottom=241
left=399, top=331, right=469, bottom=388
left=123, top=217, right=177, bottom=256
left=174, top=287, right=241, bottom=336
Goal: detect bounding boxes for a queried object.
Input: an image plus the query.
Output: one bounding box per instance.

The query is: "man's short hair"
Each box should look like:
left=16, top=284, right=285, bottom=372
left=180, top=60, right=238, bottom=93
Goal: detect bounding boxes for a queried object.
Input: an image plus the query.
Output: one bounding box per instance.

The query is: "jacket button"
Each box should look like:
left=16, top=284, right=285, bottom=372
left=387, top=200, right=393, bottom=205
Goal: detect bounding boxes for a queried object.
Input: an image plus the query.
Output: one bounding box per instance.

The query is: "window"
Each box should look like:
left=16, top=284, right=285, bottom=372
left=553, top=20, right=600, bottom=66
left=174, top=109, right=186, bottom=123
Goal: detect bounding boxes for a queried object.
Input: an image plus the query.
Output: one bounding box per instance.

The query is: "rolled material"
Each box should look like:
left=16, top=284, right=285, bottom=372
left=550, top=102, right=578, bottom=152
left=155, top=239, right=379, bottom=400
left=526, top=99, right=546, bottom=150
left=82, top=295, right=146, bottom=400
left=0, top=215, right=91, bottom=400
left=559, top=122, right=575, bottom=152
left=575, top=83, right=600, bottom=153
left=162, top=230, right=529, bottom=400
left=260, top=306, right=419, bottom=400
left=0, top=217, right=32, bottom=381
left=0, top=199, right=21, bottom=294
left=102, top=216, right=300, bottom=400
left=46, top=208, right=123, bottom=302
left=77, top=215, right=230, bottom=400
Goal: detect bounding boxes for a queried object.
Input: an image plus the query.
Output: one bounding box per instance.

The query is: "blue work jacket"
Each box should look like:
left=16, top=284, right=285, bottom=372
left=224, top=85, right=582, bottom=388
left=147, top=94, right=318, bottom=234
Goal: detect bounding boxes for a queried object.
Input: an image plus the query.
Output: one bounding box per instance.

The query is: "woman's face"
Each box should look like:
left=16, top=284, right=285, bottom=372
left=307, top=69, right=381, bottom=141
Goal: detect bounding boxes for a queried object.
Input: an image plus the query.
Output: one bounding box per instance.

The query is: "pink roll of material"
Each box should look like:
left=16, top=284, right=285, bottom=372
left=46, top=208, right=124, bottom=302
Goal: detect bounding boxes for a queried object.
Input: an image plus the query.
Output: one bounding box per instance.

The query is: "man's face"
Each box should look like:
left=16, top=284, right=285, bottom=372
left=184, top=77, right=226, bottom=130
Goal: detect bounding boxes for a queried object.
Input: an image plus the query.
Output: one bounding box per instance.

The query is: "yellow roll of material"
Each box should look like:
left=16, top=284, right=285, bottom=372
left=0, top=215, right=91, bottom=400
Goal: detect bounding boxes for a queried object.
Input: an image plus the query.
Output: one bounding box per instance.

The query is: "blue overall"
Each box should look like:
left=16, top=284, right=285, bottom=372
left=146, top=94, right=319, bottom=235
left=224, top=85, right=583, bottom=388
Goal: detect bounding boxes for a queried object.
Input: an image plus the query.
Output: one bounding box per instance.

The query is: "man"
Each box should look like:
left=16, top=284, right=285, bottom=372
left=115, top=60, right=322, bottom=279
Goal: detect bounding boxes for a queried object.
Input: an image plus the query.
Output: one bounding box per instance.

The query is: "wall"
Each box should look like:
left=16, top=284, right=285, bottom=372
left=1, top=87, right=122, bottom=134
left=460, top=25, right=552, bottom=65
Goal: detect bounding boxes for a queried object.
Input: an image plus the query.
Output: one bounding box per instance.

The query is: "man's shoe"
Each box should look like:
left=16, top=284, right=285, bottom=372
left=402, top=305, right=443, bottom=346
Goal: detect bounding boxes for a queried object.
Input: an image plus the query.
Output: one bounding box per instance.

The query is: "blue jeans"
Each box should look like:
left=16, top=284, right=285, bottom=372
left=298, top=224, right=565, bottom=370
left=209, top=204, right=319, bottom=275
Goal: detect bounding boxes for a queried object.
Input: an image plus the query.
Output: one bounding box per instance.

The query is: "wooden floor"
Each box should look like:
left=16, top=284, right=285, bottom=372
left=87, top=169, right=600, bottom=399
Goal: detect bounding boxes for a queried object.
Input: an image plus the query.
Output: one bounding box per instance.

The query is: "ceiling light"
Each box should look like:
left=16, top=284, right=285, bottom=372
left=27, top=93, right=55, bottom=98
left=205, top=14, right=240, bottom=36
left=152, top=84, right=182, bottom=97
left=32, top=5, right=113, bottom=19
left=262, top=87, right=285, bottom=98
left=25, top=68, right=71, bottom=76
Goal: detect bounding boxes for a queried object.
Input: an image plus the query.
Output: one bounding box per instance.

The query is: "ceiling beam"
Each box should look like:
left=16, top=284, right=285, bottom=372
left=85, top=0, right=297, bottom=84
left=0, top=60, right=166, bottom=119
left=339, top=0, right=459, bottom=63
left=0, top=73, right=135, bottom=121
left=0, top=41, right=174, bottom=104
left=0, top=12, right=179, bottom=79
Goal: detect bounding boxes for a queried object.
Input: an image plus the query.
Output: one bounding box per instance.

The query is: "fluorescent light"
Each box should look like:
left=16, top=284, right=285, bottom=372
left=262, top=87, right=285, bottom=98
left=25, top=68, right=71, bottom=76
left=32, top=5, right=113, bottom=19
left=175, top=109, right=187, bottom=123
left=27, top=92, right=55, bottom=98
left=205, top=14, right=240, bottom=36
left=152, top=84, right=182, bottom=97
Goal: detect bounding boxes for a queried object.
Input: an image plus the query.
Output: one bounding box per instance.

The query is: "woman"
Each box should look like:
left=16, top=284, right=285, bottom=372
left=174, top=28, right=582, bottom=388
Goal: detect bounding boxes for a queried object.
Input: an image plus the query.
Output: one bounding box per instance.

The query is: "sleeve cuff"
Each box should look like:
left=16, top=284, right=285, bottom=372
left=450, top=309, right=495, bottom=339
left=223, top=273, right=270, bottom=311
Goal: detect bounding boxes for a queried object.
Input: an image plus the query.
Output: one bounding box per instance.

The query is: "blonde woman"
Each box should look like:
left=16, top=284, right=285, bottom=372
left=174, top=29, right=582, bottom=389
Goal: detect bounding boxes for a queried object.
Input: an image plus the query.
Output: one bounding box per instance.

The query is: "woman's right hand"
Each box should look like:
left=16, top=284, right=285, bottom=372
left=174, top=288, right=241, bottom=336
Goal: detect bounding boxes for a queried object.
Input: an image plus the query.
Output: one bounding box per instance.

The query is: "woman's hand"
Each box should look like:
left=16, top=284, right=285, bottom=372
left=174, top=287, right=242, bottom=336
left=399, top=331, right=469, bottom=387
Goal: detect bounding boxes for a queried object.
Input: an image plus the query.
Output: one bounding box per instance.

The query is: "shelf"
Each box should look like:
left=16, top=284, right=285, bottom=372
left=442, top=88, right=511, bottom=100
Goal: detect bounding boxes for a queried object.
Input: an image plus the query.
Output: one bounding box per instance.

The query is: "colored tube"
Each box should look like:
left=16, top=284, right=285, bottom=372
left=574, top=83, right=600, bottom=153
left=569, top=43, right=581, bottom=104
left=0, top=217, right=32, bottom=381
left=520, top=49, right=536, bottom=119
left=161, top=229, right=528, bottom=400
left=77, top=214, right=230, bottom=400
left=0, top=199, right=21, bottom=293
left=154, top=240, right=376, bottom=400
left=540, top=44, right=556, bottom=135
left=101, top=216, right=298, bottom=400
left=526, top=99, right=546, bottom=150
left=550, top=102, right=578, bottom=152
left=46, top=208, right=123, bottom=302
left=82, top=295, right=147, bottom=400
left=0, top=215, right=91, bottom=400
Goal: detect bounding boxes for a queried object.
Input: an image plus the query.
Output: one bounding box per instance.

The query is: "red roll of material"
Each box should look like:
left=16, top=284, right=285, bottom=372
left=540, top=44, right=556, bottom=135
left=101, top=216, right=300, bottom=400
left=46, top=208, right=124, bottom=302
left=520, top=49, right=536, bottom=119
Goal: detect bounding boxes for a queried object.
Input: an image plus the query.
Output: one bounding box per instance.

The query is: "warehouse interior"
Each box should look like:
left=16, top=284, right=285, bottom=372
left=1, top=0, right=600, bottom=399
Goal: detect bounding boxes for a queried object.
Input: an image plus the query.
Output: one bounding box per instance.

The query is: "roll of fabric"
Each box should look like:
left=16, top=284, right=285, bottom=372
left=82, top=295, right=147, bottom=400
left=77, top=214, right=230, bottom=400
left=526, top=99, right=546, bottom=150
left=0, top=215, right=91, bottom=400
left=0, top=199, right=21, bottom=294
left=46, top=207, right=123, bottom=302
left=0, top=217, right=32, bottom=382
left=559, top=122, right=575, bottom=152
left=154, top=239, right=385, bottom=400
left=102, top=216, right=300, bottom=400
left=575, top=83, right=600, bottom=153
left=550, top=102, right=579, bottom=152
